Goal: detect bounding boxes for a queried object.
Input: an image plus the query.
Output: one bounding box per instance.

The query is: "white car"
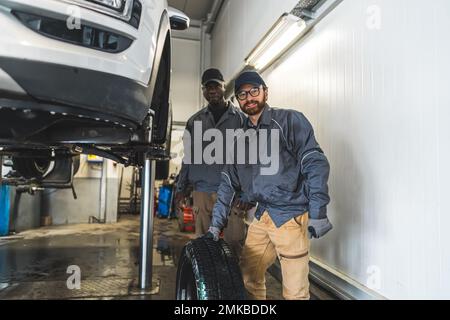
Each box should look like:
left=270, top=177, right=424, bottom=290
left=0, top=0, right=189, bottom=184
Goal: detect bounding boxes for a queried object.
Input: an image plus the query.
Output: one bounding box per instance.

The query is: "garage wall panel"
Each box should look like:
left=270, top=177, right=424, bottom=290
left=171, top=38, right=202, bottom=122
left=211, top=0, right=450, bottom=299
left=211, top=0, right=299, bottom=80
left=43, top=177, right=118, bottom=225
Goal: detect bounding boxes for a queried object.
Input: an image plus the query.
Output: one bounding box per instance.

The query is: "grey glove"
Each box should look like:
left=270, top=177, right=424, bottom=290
left=233, top=199, right=256, bottom=211
left=308, top=218, right=333, bottom=239
left=203, top=226, right=221, bottom=241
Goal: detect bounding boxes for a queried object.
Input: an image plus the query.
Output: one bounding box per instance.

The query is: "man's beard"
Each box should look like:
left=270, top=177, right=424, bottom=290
left=241, top=100, right=265, bottom=116
left=208, top=95, right=225, bottom=106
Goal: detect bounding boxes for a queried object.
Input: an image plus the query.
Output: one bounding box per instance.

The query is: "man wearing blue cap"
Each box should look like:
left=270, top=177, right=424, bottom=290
left=175, top=68, right=253, bottom=257
left=205, top=70, right=332, bottom=300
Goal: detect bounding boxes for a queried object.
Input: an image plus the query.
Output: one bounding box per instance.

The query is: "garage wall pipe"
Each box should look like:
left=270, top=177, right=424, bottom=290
left=205, top=0, right=224, bottom=34
left=199, top=21, right=205, bottom=107
left=99, top=158, right=107, bottom=222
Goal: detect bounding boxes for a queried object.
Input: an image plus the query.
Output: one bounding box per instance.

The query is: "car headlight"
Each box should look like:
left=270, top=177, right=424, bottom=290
left=13, top=11, right=134, bottom=53
left=87, top=0, right=124, bottom=11
left=59, top=0, right=141, bottom=27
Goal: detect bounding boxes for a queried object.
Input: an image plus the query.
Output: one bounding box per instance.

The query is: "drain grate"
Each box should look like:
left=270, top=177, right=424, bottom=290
left=0, top=278, right=160, bottom=299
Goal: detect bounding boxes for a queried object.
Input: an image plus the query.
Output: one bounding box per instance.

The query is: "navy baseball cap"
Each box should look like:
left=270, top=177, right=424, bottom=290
left=202, top=68, right=225, bottom=86
left=234, top=71, right=267, bottom=93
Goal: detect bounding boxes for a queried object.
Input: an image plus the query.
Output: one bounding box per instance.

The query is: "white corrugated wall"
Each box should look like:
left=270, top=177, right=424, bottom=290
left=211, top=0, right=299, bottom=80
left=211, top=0, right=450, bottom=299
left=171, top=37, right=202, bottom=122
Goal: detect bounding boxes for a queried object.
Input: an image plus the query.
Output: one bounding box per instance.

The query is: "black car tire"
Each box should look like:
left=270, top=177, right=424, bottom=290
left=155, top=160, right=170, bottom=181
left=12, top=155, right=80, bottom=181
left=176, top=238, right=247, bottom=300
left=155, top=105, right=172, bottom=181
left=12, top=156, right=52, bottom=180
left=72, top=155, right=80, bottom=176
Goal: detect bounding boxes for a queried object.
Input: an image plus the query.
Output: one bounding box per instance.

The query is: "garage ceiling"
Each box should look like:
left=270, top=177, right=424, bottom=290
left=167, top=0, right=214, bottom=21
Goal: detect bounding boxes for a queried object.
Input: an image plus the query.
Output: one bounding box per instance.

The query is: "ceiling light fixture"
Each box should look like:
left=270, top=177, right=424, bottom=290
left=245, top=13, right=307, bottom=71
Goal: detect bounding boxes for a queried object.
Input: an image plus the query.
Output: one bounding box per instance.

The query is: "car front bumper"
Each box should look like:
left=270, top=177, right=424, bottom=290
left=0, top=0, right=162, bottom=84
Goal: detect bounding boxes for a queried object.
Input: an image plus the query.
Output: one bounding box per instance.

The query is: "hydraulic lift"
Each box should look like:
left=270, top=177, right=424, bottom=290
left=138, top=156, right=156, bottom=290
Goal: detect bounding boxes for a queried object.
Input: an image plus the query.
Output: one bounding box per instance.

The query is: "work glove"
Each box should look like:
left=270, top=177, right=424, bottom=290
left=174, top=190, right=188, bottom=208
left=308, top=218, right=333, bottom=239
left=203, top=226, right=221, bottom=241
left=233, top=199, right=256, bottom=211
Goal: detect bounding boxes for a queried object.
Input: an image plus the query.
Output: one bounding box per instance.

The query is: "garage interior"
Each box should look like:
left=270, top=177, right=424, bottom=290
left=1, top=0, right=450, bottom=300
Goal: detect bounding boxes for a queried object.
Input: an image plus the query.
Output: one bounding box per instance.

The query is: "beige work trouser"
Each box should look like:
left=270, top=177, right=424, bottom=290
left=240, top=211, right=310, bottom=300
left=192, top=191, right=247, bottom=258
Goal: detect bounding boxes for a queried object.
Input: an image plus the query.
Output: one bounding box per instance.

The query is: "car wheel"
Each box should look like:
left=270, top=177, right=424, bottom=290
left=176, top=238, right=247, bottom=300
left=12, top=155, right=80, bottom=181
left=155, top=160, right=170, bottom=181
left=12, top=156, right=53, bottom=180
left=72, top=155, right=80, bottom=176
left=155, top=107, right=172, bottom=181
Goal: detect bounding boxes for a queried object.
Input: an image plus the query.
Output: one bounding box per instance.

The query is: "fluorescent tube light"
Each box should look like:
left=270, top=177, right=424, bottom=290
left=245, top=13, right=307, bottom=71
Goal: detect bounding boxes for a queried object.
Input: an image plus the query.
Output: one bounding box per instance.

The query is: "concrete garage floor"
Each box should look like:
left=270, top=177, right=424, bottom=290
left=0, top=215, right=330, bottom=300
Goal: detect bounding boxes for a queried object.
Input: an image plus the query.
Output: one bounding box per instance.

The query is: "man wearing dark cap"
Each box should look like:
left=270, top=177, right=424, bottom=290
left=175, top=68, right=253, bottom=257
left=206, top=70, right=332, bottom=300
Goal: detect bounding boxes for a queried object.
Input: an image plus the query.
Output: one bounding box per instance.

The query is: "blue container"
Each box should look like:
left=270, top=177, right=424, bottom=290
left=157, top=185, right=173, bottom=218
left=0, top=185, right=11, bottom=236
left=157, top=203, right=170, bottom=218
left=159, top=186, right=172, bottom=204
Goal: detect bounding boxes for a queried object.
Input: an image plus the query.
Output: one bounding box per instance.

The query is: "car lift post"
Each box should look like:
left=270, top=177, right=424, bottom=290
left=138, top=111, right=158, bottom=290
left=138, top=155, right=156, bottom=290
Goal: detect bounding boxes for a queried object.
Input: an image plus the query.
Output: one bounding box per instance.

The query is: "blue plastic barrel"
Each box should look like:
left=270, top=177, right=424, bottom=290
left=157, top=185, right=173, bottom=218
left=0, top=185, right=11, bottom=236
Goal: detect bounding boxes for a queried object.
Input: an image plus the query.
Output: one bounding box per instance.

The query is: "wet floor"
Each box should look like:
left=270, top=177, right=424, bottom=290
left=0, top=215, right=286, bottom=300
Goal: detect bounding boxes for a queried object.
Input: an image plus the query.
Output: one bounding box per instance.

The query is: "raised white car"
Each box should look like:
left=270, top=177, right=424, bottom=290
left=0, top=0, right=188, bottom=184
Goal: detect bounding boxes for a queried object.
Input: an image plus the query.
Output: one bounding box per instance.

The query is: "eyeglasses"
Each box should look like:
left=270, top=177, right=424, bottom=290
left=235, top=86, right=262, bottom=101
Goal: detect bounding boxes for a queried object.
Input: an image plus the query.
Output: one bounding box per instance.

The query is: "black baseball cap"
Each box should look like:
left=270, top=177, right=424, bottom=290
left=234, top=71, right=267, bottom=93
left=202, top=68, right=225, bottom=86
